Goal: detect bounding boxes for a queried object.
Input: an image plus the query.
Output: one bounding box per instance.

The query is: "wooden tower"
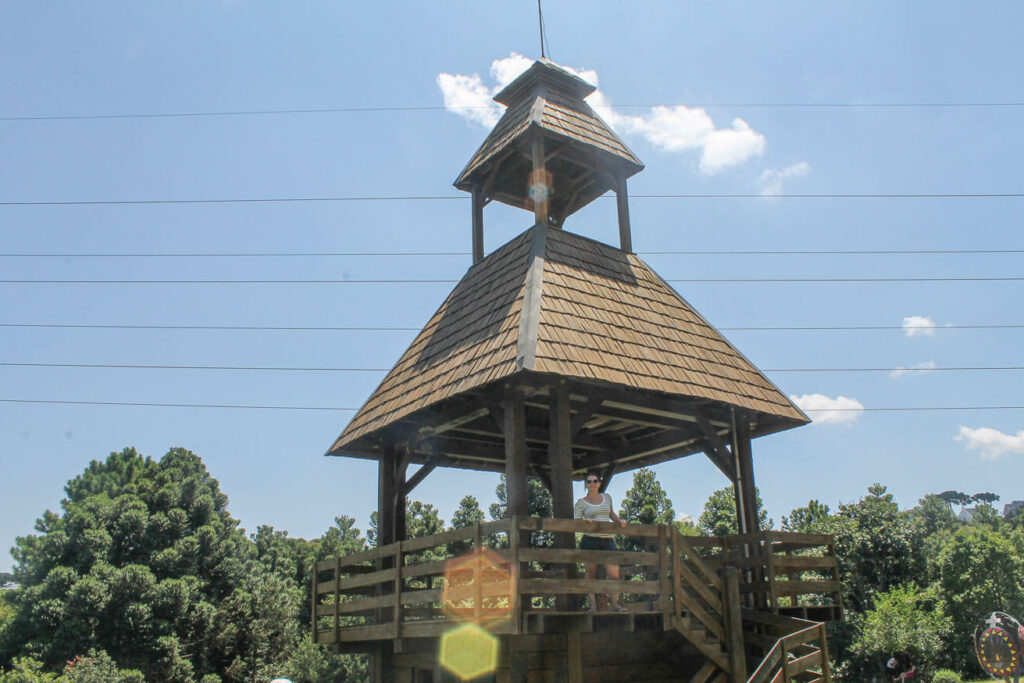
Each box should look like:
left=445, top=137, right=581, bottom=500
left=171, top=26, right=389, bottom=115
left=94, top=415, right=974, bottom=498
left=318, top=60, right=838, bottom=683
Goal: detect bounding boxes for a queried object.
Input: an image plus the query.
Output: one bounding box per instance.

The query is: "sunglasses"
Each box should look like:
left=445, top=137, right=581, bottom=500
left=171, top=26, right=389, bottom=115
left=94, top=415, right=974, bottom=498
left=585, top=479, right=599, bottom=484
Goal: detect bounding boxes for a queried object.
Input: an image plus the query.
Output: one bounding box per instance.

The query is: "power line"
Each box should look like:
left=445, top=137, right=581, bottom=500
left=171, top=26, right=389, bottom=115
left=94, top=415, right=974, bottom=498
left=1, top=249, right=1022, bottom=258
left=0, top=361, right=1021, bottom=373
left=1, top=276, right=1021, bottom=284
left=0, top=397, right=1021, bottom=412
left=3, top=101, right=1023, bottom=122
left=0, top=323, right=1020, bottom=332
left=1, top=193, right=1022, bottom=207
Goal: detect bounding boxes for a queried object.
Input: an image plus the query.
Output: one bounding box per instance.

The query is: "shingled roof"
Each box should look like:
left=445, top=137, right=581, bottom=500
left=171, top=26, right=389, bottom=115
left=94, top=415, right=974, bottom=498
left=328, top=224, right=808, bottom=460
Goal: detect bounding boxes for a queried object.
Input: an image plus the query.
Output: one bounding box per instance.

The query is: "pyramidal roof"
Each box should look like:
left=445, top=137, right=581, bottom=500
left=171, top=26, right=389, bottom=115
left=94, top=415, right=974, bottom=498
left=329, top=225, right=808, bottom=456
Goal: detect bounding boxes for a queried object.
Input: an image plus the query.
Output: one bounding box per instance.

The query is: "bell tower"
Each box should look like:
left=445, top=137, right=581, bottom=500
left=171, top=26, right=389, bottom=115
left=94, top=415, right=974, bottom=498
left=454, top=59, right=644, bottom=260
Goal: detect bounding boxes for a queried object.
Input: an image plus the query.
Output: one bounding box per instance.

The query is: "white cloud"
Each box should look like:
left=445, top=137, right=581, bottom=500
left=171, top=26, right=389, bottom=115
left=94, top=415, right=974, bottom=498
left=956, top=426, right=1024, bottom=461
left=890, top=361, right=937, bottom=378
left=438, top=54, right=766, bottom=174
left=790, top=393, right=865, bottom=425
left=759, top=161, right=811, bottom=196
left=902, top=315, right=936, bottom=337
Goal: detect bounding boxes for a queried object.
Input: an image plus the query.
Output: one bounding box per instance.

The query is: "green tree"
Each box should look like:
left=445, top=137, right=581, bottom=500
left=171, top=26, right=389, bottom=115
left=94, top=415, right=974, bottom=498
left=618, top=469, right=675, bottom=526
left=972, top=492, right=1000, bottom=506
left=932, top=524, right=1024, bottom=674
left=827, top=484, right=921, bottom=614
left=696, top=486, right=770, bottom=537
left=488, top=475, right=552, bottom=521
left=0, top=447, right=295, bottom=681
left=848, top=584, right=952, bottom=679
left=909, top=494, right=959, bottom=537
left=781, top=500, right=831, bottom=534
left=448, top=496, right=486, bottom=556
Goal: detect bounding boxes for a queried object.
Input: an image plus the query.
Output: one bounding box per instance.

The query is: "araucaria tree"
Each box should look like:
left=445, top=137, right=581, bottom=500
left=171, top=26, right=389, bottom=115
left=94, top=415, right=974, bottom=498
left=0, top=447, right=300, bottom=681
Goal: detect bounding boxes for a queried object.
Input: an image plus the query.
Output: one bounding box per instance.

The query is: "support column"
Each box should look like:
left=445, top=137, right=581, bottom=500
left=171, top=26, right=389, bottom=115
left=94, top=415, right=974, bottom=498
left=548, top=383, right=574, bottom=522
left=735, top=414, right=758, bottom=534
left=504, top=387, right=528, bottom=519
left=548, top=382, right=575, bottom=610
left=377, top=444, right=397, bottom=548
left=615, top=176, right=632, bottom=253
left=530, top=136, right=548, bottom=226
left=394, top=450, right=409, bottom=543
left=471, top=188, right=484, bottom=264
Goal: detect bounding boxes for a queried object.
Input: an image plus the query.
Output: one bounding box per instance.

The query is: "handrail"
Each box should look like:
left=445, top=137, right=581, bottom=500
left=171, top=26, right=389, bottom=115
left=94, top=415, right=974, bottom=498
left=745, top=612, right=831, bottom=683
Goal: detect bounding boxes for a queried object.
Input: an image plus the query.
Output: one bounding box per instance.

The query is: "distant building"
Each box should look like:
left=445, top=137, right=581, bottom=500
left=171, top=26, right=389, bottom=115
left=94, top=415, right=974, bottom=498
left=1003, top=500, right=1024, bottom=518
left=958, top=507, right=978, bottom=523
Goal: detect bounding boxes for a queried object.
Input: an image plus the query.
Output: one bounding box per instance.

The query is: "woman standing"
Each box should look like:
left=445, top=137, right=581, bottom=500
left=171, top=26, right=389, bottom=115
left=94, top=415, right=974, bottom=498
left=574, top=472, right=628, bottom=612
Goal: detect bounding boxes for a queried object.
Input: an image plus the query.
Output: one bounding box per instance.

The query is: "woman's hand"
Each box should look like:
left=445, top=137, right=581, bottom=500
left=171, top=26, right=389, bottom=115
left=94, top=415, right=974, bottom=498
left=619, top=519, right=627, bottom=528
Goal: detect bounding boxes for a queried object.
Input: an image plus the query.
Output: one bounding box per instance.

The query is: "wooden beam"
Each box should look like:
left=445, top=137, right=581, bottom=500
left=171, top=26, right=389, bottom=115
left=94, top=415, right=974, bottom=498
left=471, top=188, right=484, bottom=264
left=531, top=135, right=548, bottom=225
left=694, top=410, right=737, bottom=482
left=735, top=412, right=758, bottom=535
left=377, top=443, right=397, bottom=548
left=394, top=448, right=408, bottom=543
left=569, top=397, right=601, bottom=436
left=549, top=383, right=574, bottom=521
left=504, top=387, right=528, bottom=518
left=403, top=456, right=440, bottom=496
left=615, top=176, right=632, bottom=253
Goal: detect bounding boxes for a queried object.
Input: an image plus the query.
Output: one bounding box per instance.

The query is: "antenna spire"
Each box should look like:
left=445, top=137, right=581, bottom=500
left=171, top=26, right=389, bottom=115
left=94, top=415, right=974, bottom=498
left=537, top=0, right=547, bottom=59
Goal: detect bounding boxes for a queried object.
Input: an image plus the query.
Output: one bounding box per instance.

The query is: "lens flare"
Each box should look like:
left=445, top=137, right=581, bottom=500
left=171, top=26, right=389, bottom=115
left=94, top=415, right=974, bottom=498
left=442, top=548, right=513, bottom=625
left=439, top=622, right=500, bottom=680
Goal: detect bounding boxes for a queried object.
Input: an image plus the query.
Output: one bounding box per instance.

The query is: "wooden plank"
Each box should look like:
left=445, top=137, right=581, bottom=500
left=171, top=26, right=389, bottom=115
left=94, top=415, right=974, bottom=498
left=720, top=567, right=746, bottom=682
left=747, top=645, right=783, bottom=683
left=472, top=188, right=484, bottom=264
left=518, top=578, right=659, bottom=595
left=675, top=586, right=724, bottom=641
left=674, top=554, right=723, bottom=613
left=393, top=541, right=403, bottom=638
left=319, top=568, right=398, bottom=593
left=786, top=650, right=823, bottom=677
left=766, top=531, right=833, bottom=545
left=658, top=528, right=672, bottom=628
left=518, top=517, right=662, bottom=538
left=770, top=555, right=836, bottom=571
left=517, top=547, right=659, bottom=566
left=676, top=532, right=724, bottom=590
left=770, top=580, right=841, bottom=596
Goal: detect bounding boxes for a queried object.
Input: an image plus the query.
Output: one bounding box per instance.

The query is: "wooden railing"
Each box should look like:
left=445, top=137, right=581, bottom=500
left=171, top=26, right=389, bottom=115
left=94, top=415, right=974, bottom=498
left=688, top=531, right=843, bottom=621
left=311, top=521, right=839, bottom=680
left=744, top=611, right=831, bottom=683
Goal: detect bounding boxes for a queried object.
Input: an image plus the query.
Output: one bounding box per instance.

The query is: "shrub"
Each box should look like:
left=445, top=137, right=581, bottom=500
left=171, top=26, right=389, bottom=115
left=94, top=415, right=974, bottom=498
left=931, top=670, right=961, bottom=683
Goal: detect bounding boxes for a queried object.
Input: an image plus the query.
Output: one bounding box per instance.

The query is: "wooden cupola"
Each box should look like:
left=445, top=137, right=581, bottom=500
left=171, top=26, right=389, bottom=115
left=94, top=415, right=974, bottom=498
left=453, top=59, right=644, bottom=260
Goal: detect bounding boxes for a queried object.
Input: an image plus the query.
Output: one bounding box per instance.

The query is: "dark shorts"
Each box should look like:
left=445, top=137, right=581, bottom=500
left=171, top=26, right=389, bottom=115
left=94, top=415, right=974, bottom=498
left=580, top=535, right=616, bottom=551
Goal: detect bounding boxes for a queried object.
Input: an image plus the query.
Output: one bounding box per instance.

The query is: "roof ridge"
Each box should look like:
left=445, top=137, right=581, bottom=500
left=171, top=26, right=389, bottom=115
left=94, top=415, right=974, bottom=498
left=515, top=224, right=548, bottom=371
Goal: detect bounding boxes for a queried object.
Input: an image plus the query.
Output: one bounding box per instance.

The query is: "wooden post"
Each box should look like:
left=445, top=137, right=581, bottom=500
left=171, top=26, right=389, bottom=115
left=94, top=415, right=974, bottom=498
left=504, top=387, right=528, bottom=519
left=393, top=541, right=403, bottom=641
left=395, top=452, right=408, bottom=543
left=377, top=445, right=397, bottom=548
left=735, top=415, right=758, bottom=535
left=720, top=566, right=747, bottom=683
left=509, top=516, right=522, bottom=632
left=549, top=382, right=574, bottom=610
left=531, top=136, right=548, bottom=225
left=615, top=176, right=632, bottom=253
left=472, top=187, right=484, bottom=264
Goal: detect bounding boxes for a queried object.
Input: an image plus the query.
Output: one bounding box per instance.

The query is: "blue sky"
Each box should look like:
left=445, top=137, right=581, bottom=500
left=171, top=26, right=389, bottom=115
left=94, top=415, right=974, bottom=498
left=1, top=2, right=1022, bottom=571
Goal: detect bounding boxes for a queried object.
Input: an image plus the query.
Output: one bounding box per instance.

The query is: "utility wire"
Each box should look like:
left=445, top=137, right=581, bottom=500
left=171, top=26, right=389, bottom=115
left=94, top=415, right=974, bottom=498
left=1, top=397, right=1022, bottom=412
left=1, top=249, right=1022, bottom=258
left=0, top=323, right=1019, bottom=332
left=3, top=101, right=1023, bottom=122
left=1, top=276, right=1021, bottom=284
left=0, top=361, right=1021, bottom=373
left=2, top=193, right=1022, bottom=206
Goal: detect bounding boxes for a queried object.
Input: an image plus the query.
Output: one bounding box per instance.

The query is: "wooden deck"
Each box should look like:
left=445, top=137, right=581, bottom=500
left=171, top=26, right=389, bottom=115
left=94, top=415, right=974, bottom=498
left=312, top=518, right=839, bottom=682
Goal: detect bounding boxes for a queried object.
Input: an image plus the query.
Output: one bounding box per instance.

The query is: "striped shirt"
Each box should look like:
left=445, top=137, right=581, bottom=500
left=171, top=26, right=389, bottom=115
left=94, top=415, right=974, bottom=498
left=574, top=493, right=615, bottom=538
